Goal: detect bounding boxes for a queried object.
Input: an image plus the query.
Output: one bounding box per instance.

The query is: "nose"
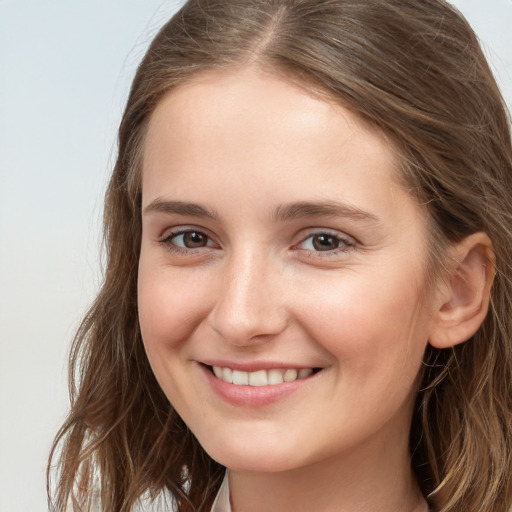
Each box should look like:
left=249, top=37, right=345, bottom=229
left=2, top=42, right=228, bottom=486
left=208, top=249, right=288, bottom=346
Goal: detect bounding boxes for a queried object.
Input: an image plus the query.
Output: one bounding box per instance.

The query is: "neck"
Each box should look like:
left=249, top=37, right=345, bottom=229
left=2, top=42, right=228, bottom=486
left=228, top=420, right=426, bottom=512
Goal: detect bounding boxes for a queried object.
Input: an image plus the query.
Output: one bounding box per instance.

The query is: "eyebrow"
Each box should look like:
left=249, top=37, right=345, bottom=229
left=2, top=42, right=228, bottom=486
left=143, top=198, right=380, bottom=225
left=272, top=200, right=381, bottom=224
left=143, top=199, right=220, bottom=220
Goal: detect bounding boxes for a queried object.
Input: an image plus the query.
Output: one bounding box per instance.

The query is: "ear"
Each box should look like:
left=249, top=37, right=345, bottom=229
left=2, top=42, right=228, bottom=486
left=429, top=232, right=495, bottom=349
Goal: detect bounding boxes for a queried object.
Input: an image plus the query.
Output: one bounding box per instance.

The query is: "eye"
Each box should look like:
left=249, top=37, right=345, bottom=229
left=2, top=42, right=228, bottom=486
left=159, top=229, right=216, bottom=251
left=173, top=231, right=209, bottom=248
left=298, top=232, right=354, bottom=253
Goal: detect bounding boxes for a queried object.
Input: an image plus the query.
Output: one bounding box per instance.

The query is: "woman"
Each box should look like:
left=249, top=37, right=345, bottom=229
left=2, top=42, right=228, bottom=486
left=48, top=1, right=512, bottom=511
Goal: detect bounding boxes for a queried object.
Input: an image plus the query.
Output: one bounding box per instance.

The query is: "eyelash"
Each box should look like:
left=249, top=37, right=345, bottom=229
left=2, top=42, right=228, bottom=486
left=158, top=228, right=356, bottom=258
left=158, top=229, right=217, bottom=255
left=294, top=231, right=355, bottom=257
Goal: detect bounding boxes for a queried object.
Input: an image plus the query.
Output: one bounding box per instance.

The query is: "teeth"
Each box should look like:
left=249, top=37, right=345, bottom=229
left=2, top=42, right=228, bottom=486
left=298, top=368, right=313, bottom=379
left=212, top=366, right=315, bottom=386
left=283, top=369, right=298, bottom=382
left=223, top=367, right=233, bottom=383
left=268, top=369, right=284, bottom=385
left=248, top=370, right=267, bottom=387
left=232, top=370, right=249, bottom=385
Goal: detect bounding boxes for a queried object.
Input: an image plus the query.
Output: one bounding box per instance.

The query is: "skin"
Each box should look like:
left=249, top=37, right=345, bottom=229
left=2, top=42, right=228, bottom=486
left=138, top=66, right=442, bottom=511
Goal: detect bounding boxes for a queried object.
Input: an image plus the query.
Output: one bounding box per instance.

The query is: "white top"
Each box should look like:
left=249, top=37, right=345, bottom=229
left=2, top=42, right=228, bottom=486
left=210, top=472, right=431, bottom=512
left=210, top=472, right=231, bottom=512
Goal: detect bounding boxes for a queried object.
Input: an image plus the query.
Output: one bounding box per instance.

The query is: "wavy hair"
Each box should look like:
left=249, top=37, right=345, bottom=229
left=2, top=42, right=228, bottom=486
left=48, top=1, right=512, bottom=511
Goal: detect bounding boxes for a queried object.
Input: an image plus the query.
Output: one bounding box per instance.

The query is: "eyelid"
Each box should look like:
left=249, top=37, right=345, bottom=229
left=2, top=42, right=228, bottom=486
left=303, top=226, right=358, bottom=243
left=158, top=226, right=219, bottom=252
left=293, top=228, right=357, bottom=255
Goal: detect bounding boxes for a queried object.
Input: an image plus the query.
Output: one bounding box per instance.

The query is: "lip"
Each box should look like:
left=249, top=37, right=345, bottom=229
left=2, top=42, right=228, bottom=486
left=198, top=362, right=321, bottom=407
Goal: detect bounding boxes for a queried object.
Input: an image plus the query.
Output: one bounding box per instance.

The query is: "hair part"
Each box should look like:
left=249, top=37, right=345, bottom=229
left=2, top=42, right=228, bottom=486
left=49, top=1, right=512, bottom=511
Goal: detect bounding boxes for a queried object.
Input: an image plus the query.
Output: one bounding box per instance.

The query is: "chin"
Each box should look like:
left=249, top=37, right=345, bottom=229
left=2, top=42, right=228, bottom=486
left=199, top=434, right=305, bottom=473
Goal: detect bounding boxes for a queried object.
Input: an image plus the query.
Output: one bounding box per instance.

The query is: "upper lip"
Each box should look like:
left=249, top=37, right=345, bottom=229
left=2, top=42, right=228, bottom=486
left=200, top=360, right=320, bottom=372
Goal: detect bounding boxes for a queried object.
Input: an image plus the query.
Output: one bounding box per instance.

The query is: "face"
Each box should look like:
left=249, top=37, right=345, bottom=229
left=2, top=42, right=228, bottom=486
left=138, top=67, right=437, bottom=474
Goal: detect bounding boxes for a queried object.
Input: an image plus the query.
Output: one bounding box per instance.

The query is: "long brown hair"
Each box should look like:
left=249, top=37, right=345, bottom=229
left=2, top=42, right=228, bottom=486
left=48, top=1, right=512, bottom=511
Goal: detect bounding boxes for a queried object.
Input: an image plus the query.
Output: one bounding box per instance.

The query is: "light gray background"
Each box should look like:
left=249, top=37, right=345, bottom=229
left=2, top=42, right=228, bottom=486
left=1, top=1, right=511, bottom=511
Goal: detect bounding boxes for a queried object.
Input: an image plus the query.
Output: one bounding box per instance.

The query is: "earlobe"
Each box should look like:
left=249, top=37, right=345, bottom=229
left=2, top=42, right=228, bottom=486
left=429, top=232, right=495, bottom=349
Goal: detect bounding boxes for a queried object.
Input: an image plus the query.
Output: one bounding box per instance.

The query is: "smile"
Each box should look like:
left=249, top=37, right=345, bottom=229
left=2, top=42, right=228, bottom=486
left=211, top=366, right=315, bottom=386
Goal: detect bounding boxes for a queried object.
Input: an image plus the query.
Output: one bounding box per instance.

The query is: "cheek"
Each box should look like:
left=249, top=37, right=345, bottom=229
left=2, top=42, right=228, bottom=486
left=137, top=261, right=218, bottom=412
left=295, top=268, right=430, bottom=374
left=300, top=277, right=430, bottom=432
left=137, top=260, right=213, bottom=356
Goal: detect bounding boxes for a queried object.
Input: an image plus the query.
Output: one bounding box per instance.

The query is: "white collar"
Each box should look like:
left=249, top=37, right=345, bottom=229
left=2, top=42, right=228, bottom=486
left=210, top=471, right=231, bottom=512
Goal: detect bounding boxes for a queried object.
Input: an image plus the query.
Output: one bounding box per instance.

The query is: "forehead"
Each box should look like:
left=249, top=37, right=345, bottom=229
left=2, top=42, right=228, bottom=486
left=142, top=67, right=424, bottom=230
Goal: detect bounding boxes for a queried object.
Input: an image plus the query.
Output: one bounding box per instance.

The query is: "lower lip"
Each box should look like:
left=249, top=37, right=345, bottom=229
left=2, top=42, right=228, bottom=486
left=200, top=364, right=319, bottom=407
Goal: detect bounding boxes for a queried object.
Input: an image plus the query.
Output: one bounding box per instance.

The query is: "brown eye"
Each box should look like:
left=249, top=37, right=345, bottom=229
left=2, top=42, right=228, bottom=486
left=297, top=232, right=354, bottom=254
left=164, top=230, right=212, bottom=249
left=311, top=234, right=341, bottom=251
left=180, top=231, right=208, bottom=248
